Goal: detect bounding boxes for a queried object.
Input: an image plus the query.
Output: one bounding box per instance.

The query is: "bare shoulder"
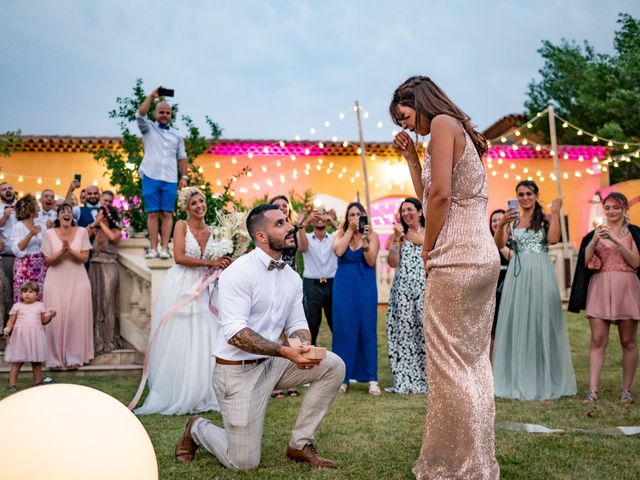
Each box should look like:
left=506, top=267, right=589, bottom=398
left=431, top=114, right=462, bottom=134
left=174, top=220, right=187, bottom=231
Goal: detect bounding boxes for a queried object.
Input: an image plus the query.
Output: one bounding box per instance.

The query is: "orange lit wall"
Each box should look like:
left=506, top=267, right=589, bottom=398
left=2, top=150, right=614, bottom=248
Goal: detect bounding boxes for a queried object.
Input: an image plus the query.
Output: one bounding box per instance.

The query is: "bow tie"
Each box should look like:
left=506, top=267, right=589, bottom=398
left=267, top=260, right=286, bottom=271
left=158, top=123, right=170, bottom=130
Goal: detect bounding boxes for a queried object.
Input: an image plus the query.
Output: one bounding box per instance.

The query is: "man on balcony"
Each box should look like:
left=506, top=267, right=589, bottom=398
left=137, top=87, right=188, bottom=260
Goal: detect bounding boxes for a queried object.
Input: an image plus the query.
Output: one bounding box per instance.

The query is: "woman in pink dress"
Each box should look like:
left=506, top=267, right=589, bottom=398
left=41, top=203, right=94, bottom=368
left=569, top=193, right=640, bottom=403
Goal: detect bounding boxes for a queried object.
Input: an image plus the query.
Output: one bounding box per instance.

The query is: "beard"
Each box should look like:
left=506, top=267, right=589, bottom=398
left=86, top=198, right=100, bottom=206
left=268, top=227, right=296, bottom=252
left=2, top=193, right=15, bottom=204
left=268, top=236, right=289, bottom=252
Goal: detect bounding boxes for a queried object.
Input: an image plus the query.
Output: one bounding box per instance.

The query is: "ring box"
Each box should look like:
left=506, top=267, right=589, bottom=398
left=288, top=338, right=327, bottom=359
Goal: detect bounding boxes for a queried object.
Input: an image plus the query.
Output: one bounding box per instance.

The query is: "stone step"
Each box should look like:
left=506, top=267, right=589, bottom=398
left=0, top=349, right=143, bottom=375
left=0, top=363, right=143, bottom=377
left=88, top=349, right=144, bottom=366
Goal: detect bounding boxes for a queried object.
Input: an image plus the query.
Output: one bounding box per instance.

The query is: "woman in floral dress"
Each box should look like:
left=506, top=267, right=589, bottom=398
left=385, top=197, right=427, bottom=394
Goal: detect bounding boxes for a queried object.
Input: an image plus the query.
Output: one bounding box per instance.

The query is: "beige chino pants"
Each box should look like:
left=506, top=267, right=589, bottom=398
left=191, top=351, right=345, bottom=471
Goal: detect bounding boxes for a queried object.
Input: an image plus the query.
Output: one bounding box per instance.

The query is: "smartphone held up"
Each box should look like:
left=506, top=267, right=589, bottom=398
left=358, top=215, right=368, bottom=234
left=157, top=87, right=174, bottom=97
left=507, top=199, right=519, bottom=222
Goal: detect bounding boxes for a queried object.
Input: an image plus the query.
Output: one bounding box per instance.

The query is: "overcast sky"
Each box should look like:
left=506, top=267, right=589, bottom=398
left=2, top=0, right=638, bottom=142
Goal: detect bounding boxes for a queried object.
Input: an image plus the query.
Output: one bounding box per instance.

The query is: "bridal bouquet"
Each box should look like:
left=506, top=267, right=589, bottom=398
left=211, top=207, right=251, bottom=260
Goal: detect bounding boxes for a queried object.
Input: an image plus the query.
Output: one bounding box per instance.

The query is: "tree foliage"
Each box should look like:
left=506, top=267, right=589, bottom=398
left=95, top=79, right=248, bottom=231
left=525, top=13, right=640, bottom=182
left=0, top=130, right=22, bottom=158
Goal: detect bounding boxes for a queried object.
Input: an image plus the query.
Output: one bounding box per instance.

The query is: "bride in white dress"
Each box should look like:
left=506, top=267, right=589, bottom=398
left=135, top=187, right=232, bottom=415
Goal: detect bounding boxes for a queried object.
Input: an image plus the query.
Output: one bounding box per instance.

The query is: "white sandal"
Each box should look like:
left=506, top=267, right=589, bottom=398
left=339, top=383, right=348, bottom=394
left=368, top=381, right=381, bottom=397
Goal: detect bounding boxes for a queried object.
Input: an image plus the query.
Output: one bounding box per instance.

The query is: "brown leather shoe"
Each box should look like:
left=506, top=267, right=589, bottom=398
left=286, top=442, right=337, bottom=468
left=175, top=415, right=202, bottom=463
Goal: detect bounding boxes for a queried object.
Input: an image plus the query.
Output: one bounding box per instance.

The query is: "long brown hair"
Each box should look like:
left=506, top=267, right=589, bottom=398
left=389, top=75, right=488, bottom=158
left=341, top=202, right=367, bottom=232
left=516, top=180, right=547, bottom=233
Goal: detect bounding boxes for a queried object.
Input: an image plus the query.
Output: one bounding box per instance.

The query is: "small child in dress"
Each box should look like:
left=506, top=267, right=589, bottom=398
left=3, top=281, right=56, bottom=392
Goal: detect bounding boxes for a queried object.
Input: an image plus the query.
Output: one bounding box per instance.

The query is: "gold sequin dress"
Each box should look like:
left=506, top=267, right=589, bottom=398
left=415, top=130, right=500, bottom=479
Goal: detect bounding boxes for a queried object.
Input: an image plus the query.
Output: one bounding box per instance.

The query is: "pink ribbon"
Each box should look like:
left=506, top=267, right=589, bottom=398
left=128, top=268, right=222, bottom=411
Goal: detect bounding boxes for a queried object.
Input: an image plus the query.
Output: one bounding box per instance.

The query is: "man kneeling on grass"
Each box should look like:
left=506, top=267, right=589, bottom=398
left=175, top=204, right=345, bottom=470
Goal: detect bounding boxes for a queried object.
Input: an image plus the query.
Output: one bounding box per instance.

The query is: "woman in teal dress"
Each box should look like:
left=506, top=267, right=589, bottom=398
left=492, top=180, right=576, bottom=400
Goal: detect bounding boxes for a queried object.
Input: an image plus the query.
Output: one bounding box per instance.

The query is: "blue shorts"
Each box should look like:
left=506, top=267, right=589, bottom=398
left=141, top=176, right=178, bottom=213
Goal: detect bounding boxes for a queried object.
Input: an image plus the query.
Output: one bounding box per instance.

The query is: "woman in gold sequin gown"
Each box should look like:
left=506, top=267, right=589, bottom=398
left=390, top=76, right=500, bottom=479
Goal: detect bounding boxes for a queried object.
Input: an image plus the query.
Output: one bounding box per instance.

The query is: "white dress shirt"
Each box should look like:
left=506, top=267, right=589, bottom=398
left=301, top=232, right=338, bottom=279
left=214, top=248, right=309, bottom=361
left=136, top=114, right=187, bottom=183
left=0, top=203, right=17, bottom=255
left=36, top=209, right=57, bottom=228
left=10, top=221, right=45, bottom=258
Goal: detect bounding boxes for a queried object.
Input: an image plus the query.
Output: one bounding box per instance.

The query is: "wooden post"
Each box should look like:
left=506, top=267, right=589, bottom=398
left=548, top=105, right=569, bottom=259
left=355, top=101, right=371, bottom=214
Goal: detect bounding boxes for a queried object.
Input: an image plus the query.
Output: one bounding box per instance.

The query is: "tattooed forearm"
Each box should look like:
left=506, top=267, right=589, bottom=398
left=228, top=328, right=283, bottom=356
left=289, top=329, right=311, bottom=345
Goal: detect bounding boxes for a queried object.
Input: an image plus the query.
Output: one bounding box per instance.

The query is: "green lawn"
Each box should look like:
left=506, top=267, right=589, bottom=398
left=2, top=310, right=639, bottom=479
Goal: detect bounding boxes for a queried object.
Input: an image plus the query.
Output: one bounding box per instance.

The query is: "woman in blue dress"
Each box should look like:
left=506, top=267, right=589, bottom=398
left=332, top=202, right=381, bottom=395
left=492, top=180, right=576, bottom=400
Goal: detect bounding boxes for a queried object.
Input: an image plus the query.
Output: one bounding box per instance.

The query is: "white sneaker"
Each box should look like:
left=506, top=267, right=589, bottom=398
left=145, top=248, right=159, bottom=259
left=158, top=249, right=171, bottom=260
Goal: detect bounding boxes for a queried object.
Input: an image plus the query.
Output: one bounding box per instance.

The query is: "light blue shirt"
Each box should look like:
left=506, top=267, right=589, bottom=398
left=136, top=114, right=187, bottom=183
left=302, top=232, right=338, bottom=279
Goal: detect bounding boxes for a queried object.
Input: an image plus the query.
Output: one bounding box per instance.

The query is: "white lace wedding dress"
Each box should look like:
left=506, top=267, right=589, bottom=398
left=135, top=225, right=227, bottom=415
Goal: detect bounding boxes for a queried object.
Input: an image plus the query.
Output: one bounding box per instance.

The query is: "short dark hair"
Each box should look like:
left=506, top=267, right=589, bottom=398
left=398, top=197, right=425, bottom=232
left=53, top=203, right=77, bottom=228
left=20, top=280, right=40, bottom=294
left=246, top=204, right=280, bottom=241
left=102, top=190, right=115, bottom=198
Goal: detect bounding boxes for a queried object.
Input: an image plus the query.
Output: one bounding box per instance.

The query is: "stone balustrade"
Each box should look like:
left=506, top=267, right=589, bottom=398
left=117, top=239, right=171, bottom=354
left=115, top=238, right=577, bottom=357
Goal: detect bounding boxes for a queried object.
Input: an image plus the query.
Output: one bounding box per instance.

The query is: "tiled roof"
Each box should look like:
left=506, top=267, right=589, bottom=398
left=6, top=136, right=122, bottom=153
left=482, top=114, right=528, bottom=141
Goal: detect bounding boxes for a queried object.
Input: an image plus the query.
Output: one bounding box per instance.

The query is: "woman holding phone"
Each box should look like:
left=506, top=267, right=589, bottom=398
left=569, top=193, right=640, bottom=403
left=331, top=202, right=380, bottom=396
left=492, top=180, right=576, bottom=400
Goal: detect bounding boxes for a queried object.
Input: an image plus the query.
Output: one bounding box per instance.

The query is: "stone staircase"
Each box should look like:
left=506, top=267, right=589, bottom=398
left=0, top=338, right=143, bottom=376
